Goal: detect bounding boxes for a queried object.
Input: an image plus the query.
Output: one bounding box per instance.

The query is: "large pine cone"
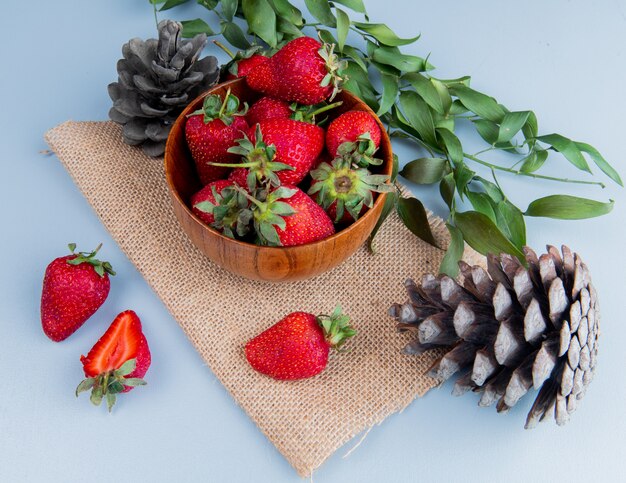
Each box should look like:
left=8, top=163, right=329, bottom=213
left=108, top=20, right=219, bottom=157
left=389, top=245, right=599, bottom=428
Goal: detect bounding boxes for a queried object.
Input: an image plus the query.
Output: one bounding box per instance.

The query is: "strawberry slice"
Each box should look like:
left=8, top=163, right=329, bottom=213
left=77, top=310, right=151, bottom=411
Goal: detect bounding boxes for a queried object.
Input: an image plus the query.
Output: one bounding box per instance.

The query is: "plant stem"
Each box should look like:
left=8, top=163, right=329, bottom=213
left=464, top=153, right=606, bottom=188
left=213, top=40, right=235, bottom=59
left=152, top=1, right=158, bottom=29
left=306, top=101, right=343, bottom=120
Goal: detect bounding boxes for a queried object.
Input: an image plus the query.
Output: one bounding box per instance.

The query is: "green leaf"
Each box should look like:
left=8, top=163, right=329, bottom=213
left=116, top=358, right=137, bottom=376
left=197, top=0, right=219, bottom=9
left=525, top=195, right=614, bottom=220
left=436, top=128, right=463, bottom=165
left=472, top=119, right=498, bottom=144
left=474, top=176, right=504, bottom=203
left=403, top=73, right=444, bottom=114
left=522, top=111, right=538, bottom=140
left=121, top=378, right=147, bottom=387
left=353, top=22, right=420, bottom=46
left=400, top=157, right=449, bottom=185
left=304, top=0, right=336, bottom=27
left=181, top=19, right=215, bottom=37
left=430, top=79, right=452, bottom=114
left=495, top=199, right=526, bottom=249
left=519, top=149, right=548, bottom=173
left=222, top=21, right=252, bottom=49
left=335, top=7, right=349, bottom=52
left=376, top=73, right=399, bottom=116
left=397, top=196, right=439, bottom=248
left=535, top=134, right=590, bottom=173
left=439, top=172, right=455, bottom=209
left=398, top=91, right=437, bottom=146
left=391, top=153, right=399, bottom=182
left=333, top=0, right=366, bottom=13
left=342, top=45, right=368, bottom=72
left=576, top=142, right=623, bottom=186
left=454, top=163, right=474, bottom=197
left=439, top=223, right=464, bottom=277
left=242, top=0, right=277, bottom=47
left=368, top=191, right=397, bottom=253
left=75, top=378, right=95, bottom=396
left=497, top=111, right=530, bottom=144
left=159, top=0, right=191, bottom=11
left=466, top=190, right=496, bottom=223
left=221, top=0, right=238, bottom=21
left=372, top=46, right=431, bottom=73
left=450, top=85, right=505, bottom=123
left=268, top=0, right=303, bottom=25
left=454, top=211, right=525, bottom=260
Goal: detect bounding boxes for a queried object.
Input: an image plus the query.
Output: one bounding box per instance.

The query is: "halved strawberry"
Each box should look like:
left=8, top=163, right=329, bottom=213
left=77, top=310, right=151, bottom=411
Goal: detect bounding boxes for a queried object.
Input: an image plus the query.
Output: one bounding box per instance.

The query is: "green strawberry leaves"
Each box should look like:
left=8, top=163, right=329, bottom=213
left=317, top=305, right=356, bottom=348
left=76, top=358, right=147, bottom=412
left=66, top=243, right=115, bottom=277
left=189, top=88, right=248, bottom=125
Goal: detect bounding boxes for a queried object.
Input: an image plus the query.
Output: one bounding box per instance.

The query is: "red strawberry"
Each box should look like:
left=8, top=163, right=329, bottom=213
left=242, top=186, right=335, bottom=247
left=191, top=180, right=252, bottom=238
left=326, top=110, right=382, bottom=161
left=245, top=97, right=292, bottom=126
left=228, top=120, right=324, bottom=190
left=41, top=244, right=115, bottom=342
left=77, top=310, right=151, bottom=411
left=308, top=157, right=392, bottom=224
left=228, top=167, right=250, bottom=188
left=246, top=37, right=346, bottom=105
left=185, top=89, right=249, bottom=185
left=191, top=179, right=235, bottom=225
left=227, top=53, right=268, bottom=79
left=245, top=307, right=355, bottom=380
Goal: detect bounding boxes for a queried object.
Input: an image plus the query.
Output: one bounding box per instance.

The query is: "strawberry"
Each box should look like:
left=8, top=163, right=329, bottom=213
left=227, top=53, right=268, bottom=79
left=308, top=157, right=392, bottom=224
left=245, top=96, right=292, bottom=126
left=245, top=307, right=355, bottom=380
left=246, top=37, right=346, bottom=105
left=76, top=310, right=151, bottom=411
left=185, top=89, right=249, bottom=185
left=326, top=110, right=382, bottom=165
left=41, top=243, right=115, bottom=342
left=191, top=179, right=253, bottom=238
left=228, top=167, right=250, bottom=189
left=213, top=42, right=268, bottom=80
left=240, top=186, right=335, bottom=247
left=225, top=120, right=324, bottom=190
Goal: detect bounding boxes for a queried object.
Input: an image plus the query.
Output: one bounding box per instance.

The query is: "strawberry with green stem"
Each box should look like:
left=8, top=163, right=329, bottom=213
left=213, top=41, right=268, bottom=80
left=76, top=310, right=150, bottom=411
left=192, top=180, right=253, bottom=238
left=326, top=110, right=382, bottom=165
left=245, top=306, right=356, bottom=380
left=41, top=243, right=115, bottom=342
left=214, top=119, right=325, bottom=189
left=309, top=154, right=393, bottom=223
left=185, top=88, right=249, bottom=185
left=246, top=36, right=346, bottom=105
left=237, top=185, right=335, bottom=247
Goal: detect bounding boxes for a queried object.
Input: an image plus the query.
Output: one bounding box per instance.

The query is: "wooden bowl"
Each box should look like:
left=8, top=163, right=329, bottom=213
left=164, top=78, right=393, bottom=282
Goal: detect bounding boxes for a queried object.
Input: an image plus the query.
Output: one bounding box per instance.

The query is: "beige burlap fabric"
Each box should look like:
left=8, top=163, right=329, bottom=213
left=45, top=121, right=483, bottom=477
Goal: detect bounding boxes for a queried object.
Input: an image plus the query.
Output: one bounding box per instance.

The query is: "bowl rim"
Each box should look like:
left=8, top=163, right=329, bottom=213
left=164, top=78, right=394, bottom=253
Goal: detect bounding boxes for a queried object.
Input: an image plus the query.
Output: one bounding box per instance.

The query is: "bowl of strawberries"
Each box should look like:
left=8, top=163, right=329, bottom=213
left=165, top=37, right=393, bottom=282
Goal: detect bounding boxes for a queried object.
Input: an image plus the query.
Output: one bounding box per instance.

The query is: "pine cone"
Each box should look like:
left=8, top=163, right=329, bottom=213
left=108, top=20, right=219, bottom=157
left=389, top=245, right=599, bottom=428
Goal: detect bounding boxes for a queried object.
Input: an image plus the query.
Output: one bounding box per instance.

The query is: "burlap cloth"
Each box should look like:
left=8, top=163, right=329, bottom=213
left=45, top=121, right=483, bottom=477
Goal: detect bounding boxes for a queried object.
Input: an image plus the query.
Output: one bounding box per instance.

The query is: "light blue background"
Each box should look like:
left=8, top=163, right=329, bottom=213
left=1, top=1, right=625, bottom=481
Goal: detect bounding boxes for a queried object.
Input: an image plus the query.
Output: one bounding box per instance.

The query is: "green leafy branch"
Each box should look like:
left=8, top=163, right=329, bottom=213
left=148, top=0, right=621, bottom=275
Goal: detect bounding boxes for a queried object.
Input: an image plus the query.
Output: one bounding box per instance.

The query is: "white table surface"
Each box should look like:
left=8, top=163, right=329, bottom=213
left=1, top=1, right=625, bottom=481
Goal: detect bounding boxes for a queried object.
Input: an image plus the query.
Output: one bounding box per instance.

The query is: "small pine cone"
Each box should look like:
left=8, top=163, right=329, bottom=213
left=108, top=20, right=220, bottom=157
left=389, top=245, right=599, bottom=428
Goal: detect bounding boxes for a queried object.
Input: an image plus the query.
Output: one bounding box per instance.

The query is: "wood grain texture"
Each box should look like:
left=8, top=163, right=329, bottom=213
left=164, top=78, right=393, bottom=282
